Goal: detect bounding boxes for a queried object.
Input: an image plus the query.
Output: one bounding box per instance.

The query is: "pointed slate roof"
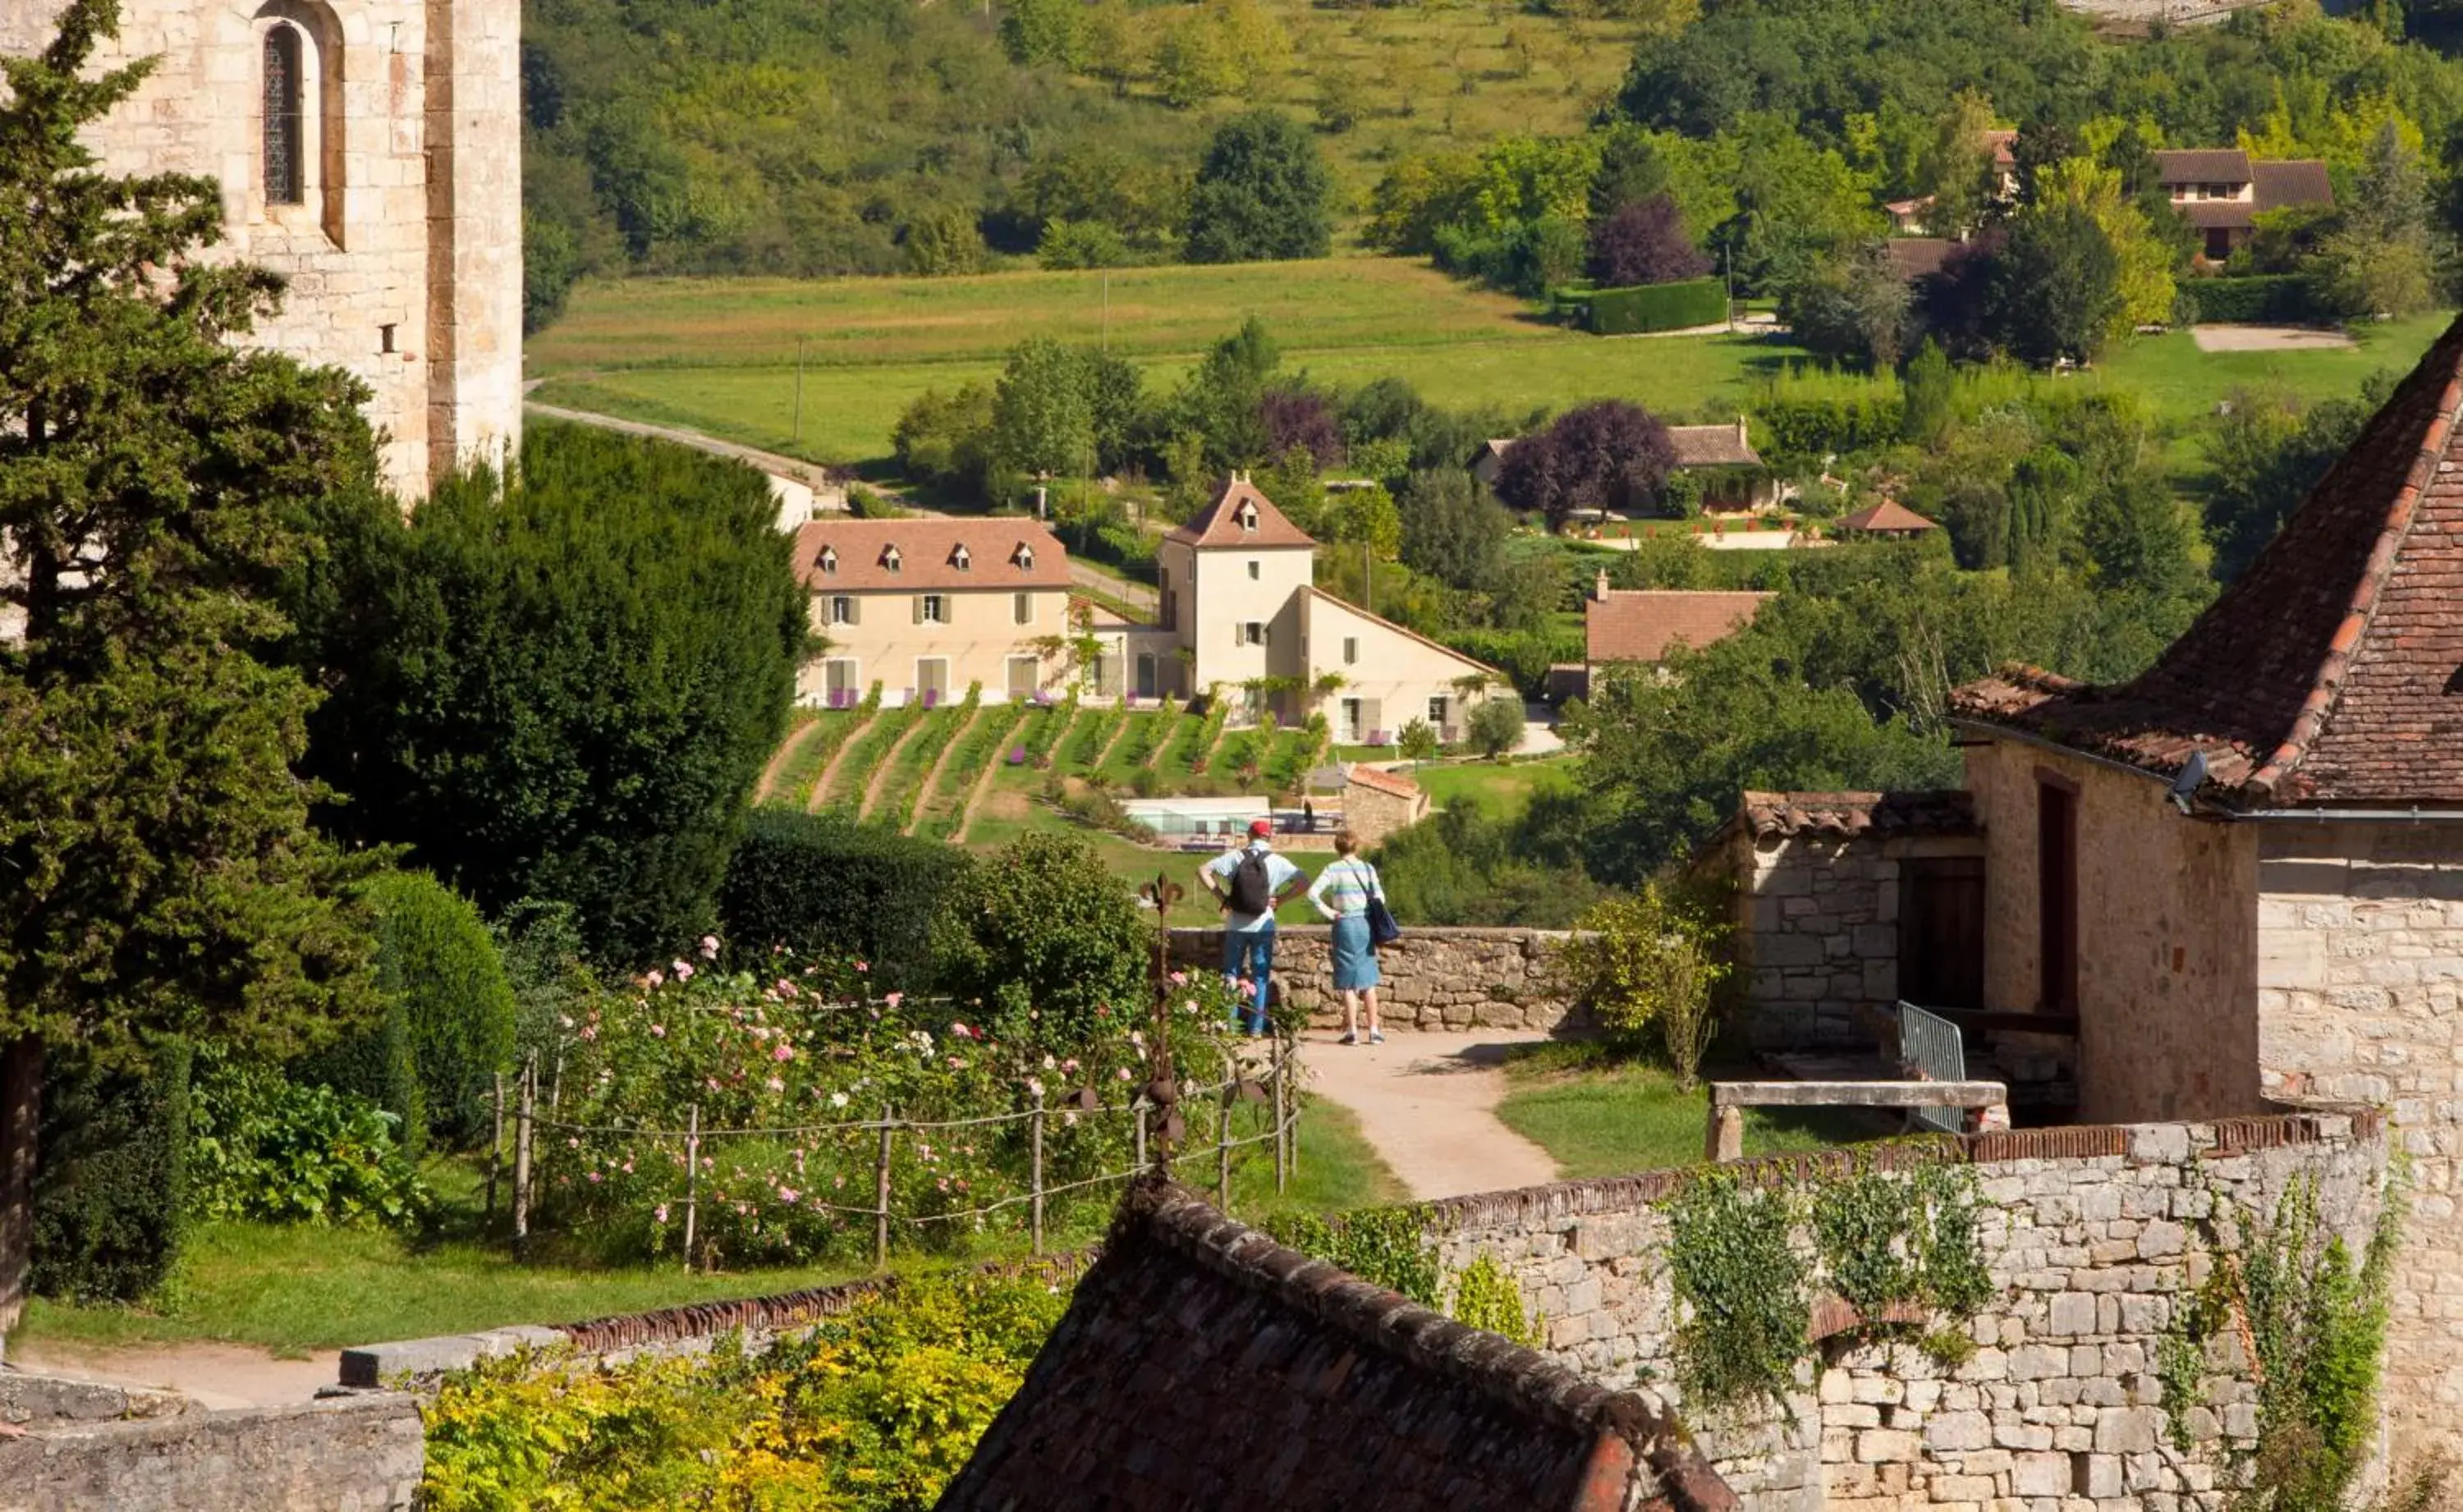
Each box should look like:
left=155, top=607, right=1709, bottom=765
left=1952, top=313, right=2463, bottom=808
left=937, top=1180, right=1734, bottom=1512
left=1165, top=475, right=1318, bottom=550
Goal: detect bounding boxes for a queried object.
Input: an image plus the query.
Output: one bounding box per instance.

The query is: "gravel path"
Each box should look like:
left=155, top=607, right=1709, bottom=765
left=1300, top=1028, right=1561, bottom=1200
left=2189, top=324, right=2355, bottom=352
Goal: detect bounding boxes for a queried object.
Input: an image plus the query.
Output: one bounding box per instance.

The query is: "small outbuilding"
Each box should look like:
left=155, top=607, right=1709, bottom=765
left=1835, top=500, right=1938, bottom=538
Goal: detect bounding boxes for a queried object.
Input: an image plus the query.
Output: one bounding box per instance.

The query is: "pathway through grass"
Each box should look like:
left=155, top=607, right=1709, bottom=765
left=1493, top=1044, right=1881, bottom=1180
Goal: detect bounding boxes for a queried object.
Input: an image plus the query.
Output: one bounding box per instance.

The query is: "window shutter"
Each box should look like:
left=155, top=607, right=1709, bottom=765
left=846, top=598, right=860, bottom=627
left=914, top=595, right=924, bottom=625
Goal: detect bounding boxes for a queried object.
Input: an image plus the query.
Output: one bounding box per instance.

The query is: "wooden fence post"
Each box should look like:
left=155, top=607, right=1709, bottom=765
left=681, top=1103, right=700, bottom=1274
left=1030, top=1087, right=1046, bottom=1254
left=511, top=1058, right=534, bottom=1259
left=1216, top=1054, right=1233, bottom=1212
left=490, top=1070, right=507, bottom=1217
left=1134, top=1099, right=1149, bottom=1176
left=1271, top=1036, right=1287, bottom=1195
left=874, top=1107, right=895, bottom=1271
left=1287, top=1036, right=1301, bottom=1182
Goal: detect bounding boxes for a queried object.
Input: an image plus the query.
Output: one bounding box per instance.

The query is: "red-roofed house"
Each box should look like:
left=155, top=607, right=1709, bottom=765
left=1836, top=499, right=1939, bottom=538
left=792, top=517, right=1075, bottom=707
left=1565, top=577, right=1771, bottom=698
left=2153, top=147, right=2333, bottom=260
left=1156, top=476, right=1507, bottom=742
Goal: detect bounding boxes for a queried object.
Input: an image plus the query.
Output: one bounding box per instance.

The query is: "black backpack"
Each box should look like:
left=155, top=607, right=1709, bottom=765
left=1228, top=850, right=1274, bottom=914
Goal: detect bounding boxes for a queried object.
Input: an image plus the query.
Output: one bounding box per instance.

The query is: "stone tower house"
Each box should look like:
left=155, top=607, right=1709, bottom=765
left=1, top=0, right=524, bottom=497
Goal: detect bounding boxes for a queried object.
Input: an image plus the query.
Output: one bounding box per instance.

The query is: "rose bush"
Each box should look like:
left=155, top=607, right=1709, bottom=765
left=533, top=942, right=1251, bottom=1266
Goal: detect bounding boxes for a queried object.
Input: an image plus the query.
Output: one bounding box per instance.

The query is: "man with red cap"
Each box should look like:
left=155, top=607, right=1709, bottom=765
left=1198, top=816, right=1307, bottom=1036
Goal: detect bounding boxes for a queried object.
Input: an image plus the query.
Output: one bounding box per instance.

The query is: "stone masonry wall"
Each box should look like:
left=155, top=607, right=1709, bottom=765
left=1732, top=832, right=1900, bottom=1052
left=1165, top=925, right=1580, bottom=1031
left=0, top=1392, right=424, bottom=1512
left=2254, top=820, right=2463, bottom=1466
left=1425, top=1111, right=2390, bottom=1510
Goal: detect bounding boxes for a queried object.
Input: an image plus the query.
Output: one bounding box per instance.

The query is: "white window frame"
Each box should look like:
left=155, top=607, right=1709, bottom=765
left=882, top=545, right=902, bottom=574
left=1428, top=695, right=1449, bottom=726
left=920, top=593, right=948, bottom=624
left=1241, top=621, right=1268, bottom=647
left=829, top=594, right=855, bottom=625
left=952, top=543, right=972, bottom=571
left=819, top=546, right=838, bottom=575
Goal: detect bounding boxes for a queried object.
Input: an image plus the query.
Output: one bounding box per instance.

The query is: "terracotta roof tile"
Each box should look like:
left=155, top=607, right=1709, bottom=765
left=1667, top=423, right=1762, bottom=469
left=2251, top=158, right=2333, bottom=213
left=2181, top=200, right=2259, bottom=231
left=1346, top=764, right=1423, bottom=800
left=2154, top=149, right=2253, bottom=185
left=1951, top=311, right=2463, bottom=808
left=1166, top=476, right=1318, bottom=549
left=1586, top=590, right=1773, bottom=665
left=938, top=1181, right=1735, bottom=1512
left=1736, top=790, right=1978, bottom=840
left=792, top=518, right=1072, bottom=593
left=1884, top=238, right=1959, bottom=281
left=1837, top=500, right=1938, bottom=534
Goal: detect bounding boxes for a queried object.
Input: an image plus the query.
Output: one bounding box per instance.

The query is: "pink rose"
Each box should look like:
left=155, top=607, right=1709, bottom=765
left=855, top=960, right=869, bottom=973
left=644, top=969, right=665, bottom=989
left=773, top=1043, right=794, bottom=1062
left=654, top=1204, right=669, bottom=1223
left=649, top=1024, right=666, bottom=1038
left=777, top=1186, right=800, bottom=1204
left=767, top=1076, right=785, bottom=1093
left=884, top=991, right=905, bottom=1009
left=700, top=935, right=720, bottom=960
left=675, top=961, right=695, bottom=982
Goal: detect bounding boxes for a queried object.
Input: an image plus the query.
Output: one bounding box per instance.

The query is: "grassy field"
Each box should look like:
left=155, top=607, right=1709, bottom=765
left=1494, top=1045, right=1882, bottom=1180
left=21, top=1091, right=1399, bottom=1354
left=1411, top=754, right=1575, bottom=817
left=525, top=258, right=1788, bottom=470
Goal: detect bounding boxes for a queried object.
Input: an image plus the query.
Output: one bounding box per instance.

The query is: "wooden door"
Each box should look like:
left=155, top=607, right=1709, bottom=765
left=1898, top=857, right=1984, bottom=1009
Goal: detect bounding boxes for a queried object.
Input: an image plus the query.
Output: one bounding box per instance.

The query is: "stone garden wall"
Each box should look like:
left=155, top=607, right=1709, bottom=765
left=1164, top=925, right=1580, bottom=1032
left=1424, top=1110, right=2389, bottom=1511
left=0, top=1391, right=424, bottom=1512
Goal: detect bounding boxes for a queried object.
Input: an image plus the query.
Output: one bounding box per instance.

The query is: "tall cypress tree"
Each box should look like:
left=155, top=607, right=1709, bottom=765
left=0, top=0, right=385, bottom=1326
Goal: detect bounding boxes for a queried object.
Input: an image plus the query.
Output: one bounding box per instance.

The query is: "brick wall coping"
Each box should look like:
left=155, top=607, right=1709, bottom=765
left=1125, top=1180, right=1736, bottom=1512
left=1418, top=1108, right=2383, bottom=1234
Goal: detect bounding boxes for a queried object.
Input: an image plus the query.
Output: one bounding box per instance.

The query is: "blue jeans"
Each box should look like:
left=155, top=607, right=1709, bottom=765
left=1221, top=923, right=1274, bottom=1035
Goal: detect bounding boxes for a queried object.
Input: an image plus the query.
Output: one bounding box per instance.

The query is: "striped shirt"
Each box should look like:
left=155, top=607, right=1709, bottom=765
left=1309, top=858, right=1383, bottom=920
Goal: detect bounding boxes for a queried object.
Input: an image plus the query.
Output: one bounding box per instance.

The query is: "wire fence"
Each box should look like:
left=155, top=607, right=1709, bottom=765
left=492, top=1036, right=1305, bottom=1271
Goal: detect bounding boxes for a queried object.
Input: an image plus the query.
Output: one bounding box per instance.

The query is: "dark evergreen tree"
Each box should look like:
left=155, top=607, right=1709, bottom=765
left=0, top=0, right=384, bottom=1324
left=1493, top=401, right=1679, bottom=530
left=299, top=423, right=808, bottom=964
left=1185, top=111, right=1334, bottom=263
left=1585, top=195, right=1712, bottom=288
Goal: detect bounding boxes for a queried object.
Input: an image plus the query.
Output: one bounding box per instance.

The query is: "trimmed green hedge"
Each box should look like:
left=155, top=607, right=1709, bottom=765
left=718, top=809, right=973, bottom=989
left=369, top=872, right=517, bottom=1152
left=33, top=1042, right=191, bottom=1304
left=2182, top=274, right=2319, bottom=325
left=1755, top=393, right=1906, bottom=459
left=1583, top=278, right=1728, bottom=336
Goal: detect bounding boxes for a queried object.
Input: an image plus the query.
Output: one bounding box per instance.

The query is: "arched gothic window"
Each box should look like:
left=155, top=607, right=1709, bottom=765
left=263, top=25, right=304, bottom=205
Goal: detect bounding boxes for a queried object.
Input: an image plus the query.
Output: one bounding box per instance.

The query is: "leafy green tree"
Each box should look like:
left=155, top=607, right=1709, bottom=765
left=1466, top=697, right=1527, bottom=760
left=1173, top=317, right=1282, bottom=469
left=894, top=382, right=998, bottom=496
left=1399, top=469, right=1511, bottom=589
left=1186, top=111, right=1334, bottom=263
left=992, top=337, right=1097, bottom=485
left=1038, top=220, right=1132, bottom=270
left=1782, top=241, right=1912, bottom=369
left=1915, top=89, right=2001, bottom=237
left=2312, top=122, right=2438, bottom=318
left=1395, top=719, right=1441, bottom=762
left=1000, top=0, right=1085, bottom=67
left=2201, top=382, right=2383, bottom=581
left=931, top=832, right=1151, bottom=1050
left=300, top=424, right=807, bottom=964
left=0, top=0, right=385, bottom=1322
left=366, top=873, right=517, bottom=1152
left=1982, top=203, right=2121, bottom=365
left=903, top=207, right=989, bottom=275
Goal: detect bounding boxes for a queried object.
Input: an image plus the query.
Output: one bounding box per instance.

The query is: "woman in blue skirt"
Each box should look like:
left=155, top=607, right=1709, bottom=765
left=1308, top=830, right=1386, bottom=1044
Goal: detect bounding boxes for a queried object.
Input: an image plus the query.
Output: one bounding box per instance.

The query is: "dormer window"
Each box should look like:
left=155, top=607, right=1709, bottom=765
left=1236, top=502, right=1259, bottom=532
left=951, top=543, right=972, bottom=571
left=880, top=544, right=902, bottom=574
left=818, top=546, right=838, bottom=575
left=1013, top=543, right=1035, bottom=570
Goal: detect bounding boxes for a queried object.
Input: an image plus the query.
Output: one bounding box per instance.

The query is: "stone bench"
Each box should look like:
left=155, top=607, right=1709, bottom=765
left=1704, top=1079, right=2010, bottom=1161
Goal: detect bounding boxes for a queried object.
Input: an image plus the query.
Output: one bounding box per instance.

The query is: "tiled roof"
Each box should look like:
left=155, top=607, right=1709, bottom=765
left=2181, top=199, right=2259, bottom=231
left=1951, top=311, right=2463, bottom=808
left=1736, top=790, right=1978, bottom=841
left=1346, top=764, right=1423, bottom=800
left=2154, top=149, right=2252, bottom=185
left=2252, top=158, right=2333, bottom=213
left=938, top=1180, right=1735, bottom=1512
left=1837, top=499, right=1938, bottom=534
left=1983, top=129, right=2018, bottom=168
left=1166, top=476, right=1318, bottom=549
left=791, top=518, right=1072, bottom=593
left=1667, top=423, right=1761, bottom=470
left=1586, top=590, right=1773, bottom=665
left=1884, top=238, right=1959, bottom=281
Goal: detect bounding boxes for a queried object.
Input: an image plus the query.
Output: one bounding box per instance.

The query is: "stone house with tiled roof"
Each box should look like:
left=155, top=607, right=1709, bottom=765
left=938, top=1180, right=1735, bottom=1512
left=1560, top=579, right=1771, bottom=699
left=2153, top=147, right=2333, bottom=260
left=793, top=517, right=1076, bottom=707
left=1156, top=477, right=1507, bottom=742
left=1702, top=311, right=2463, bottom=1463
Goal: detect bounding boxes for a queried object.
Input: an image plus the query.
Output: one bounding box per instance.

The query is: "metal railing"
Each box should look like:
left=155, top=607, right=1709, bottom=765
left=1896, top=1001, right=1968, bottom=1134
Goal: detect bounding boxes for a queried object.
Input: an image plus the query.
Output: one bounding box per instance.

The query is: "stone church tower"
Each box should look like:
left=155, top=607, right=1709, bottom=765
left=1, top=0, right=524, bottom=498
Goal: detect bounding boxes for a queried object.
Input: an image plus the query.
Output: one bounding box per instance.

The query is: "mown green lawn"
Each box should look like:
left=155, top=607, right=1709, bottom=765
left=1494, top=1045, right=1882, bottom=1180
left=21, top=1093, right=1400, bottom=1355
left=1411, top=754, right=1576, bottom=818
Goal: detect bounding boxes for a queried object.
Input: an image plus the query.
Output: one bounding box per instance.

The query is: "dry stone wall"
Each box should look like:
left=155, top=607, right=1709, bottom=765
left=0, top=1391, right=424, bottom=1512
left=1164, top=925, right=1581, bottom=1031
left=1424, top=1111, right=2389, bottom=1510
